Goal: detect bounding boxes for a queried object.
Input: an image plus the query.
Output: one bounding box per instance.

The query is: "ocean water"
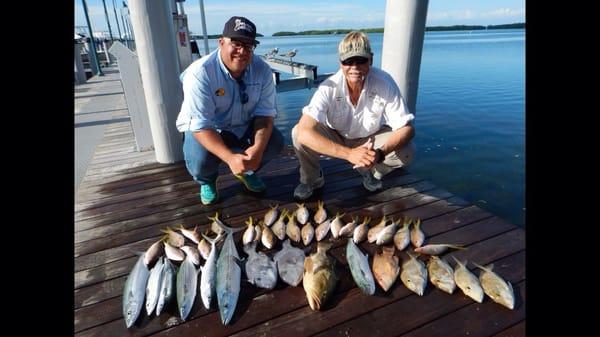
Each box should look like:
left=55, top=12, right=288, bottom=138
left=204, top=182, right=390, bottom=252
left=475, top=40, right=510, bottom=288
left=200, top=29, right=525, bottom=228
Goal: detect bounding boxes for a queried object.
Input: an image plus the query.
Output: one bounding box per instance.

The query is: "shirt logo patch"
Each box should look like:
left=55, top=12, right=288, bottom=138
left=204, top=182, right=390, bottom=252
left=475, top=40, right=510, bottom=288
left=215, top=88, right=225, bottom=96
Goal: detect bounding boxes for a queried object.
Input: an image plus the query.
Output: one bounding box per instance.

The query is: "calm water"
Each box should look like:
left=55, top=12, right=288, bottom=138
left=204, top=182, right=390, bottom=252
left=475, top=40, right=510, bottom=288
left=201, top=29, right=525, bottom=227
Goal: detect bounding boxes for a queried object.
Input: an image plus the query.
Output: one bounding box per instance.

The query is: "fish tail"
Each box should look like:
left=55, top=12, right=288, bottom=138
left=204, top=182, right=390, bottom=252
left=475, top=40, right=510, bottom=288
left=245, top=217, right=254, bottom=226
left=213, top=217, right=244, bottom=234
left=451, top=255, right=466, bottom=268
left=472, top=261, right=493, bottom=272
left=207, top=211, right=220, bottom=222
left=448, top=244, right=467, bottom=251
left=201, top=232, right=224, bottom=245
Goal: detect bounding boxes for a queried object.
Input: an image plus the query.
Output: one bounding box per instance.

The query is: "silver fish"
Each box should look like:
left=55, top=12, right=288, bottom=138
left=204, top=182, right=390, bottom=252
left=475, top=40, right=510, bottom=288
left=208, top=212, right=226, bottom=235
left=264, top=204, right=279, bottom=227
left=330, top=212, right=346, bottom=239
left=393, top=217, right=411, bottom=251
left=414, top=243, right=466, bottom=255
left=254, top=221, right=262, bottom=242
left=338, top=215, right=358, bottom=237
left=314, top=200, right=327, bottom=224
left=400, top=251, right=428, bottom=296
left=315, top=218, right=331, bottom=241
left=295, top=202, right=310, bottom=225
left=200, top=233, right=224, bottom=310
left=180, top=245, right=201, bottom=266
left=427, top=255, right=456, bottom=294
left=176, top=224, right=202, bottom=244
left=215, top=221, right=245, bottom=325
left=375, top=218, right=398, bottom=245
left=274, top=239, right=306, bottom=286
left=177, top=255, right=199, bottom=320
left=301, top=221, right=315, bottom=246
left=346, top=239, right=376, bottom=295
left=156, top=257, right=176, bottom=315
left=164, top=241, right=185, bottom=261
left=286, top=211, right=302, bottom=243
left=123, top=253, right=150, bottom=328
left=161, top=227, right=186, bottom=247
left=410, top=217, right=425, bottom=248
left=242, top=217, right=256, bottom=245
left=353, top=216, right=371, bottom=244
left=243, top=241, right=278, bottom=289
left=473, top=262, right=515, bottom=309
left=261, top=224, right=277, bottom=249
left=145, top=256, right=164, bottom=315
left=452, top=256, right=484, bottom=303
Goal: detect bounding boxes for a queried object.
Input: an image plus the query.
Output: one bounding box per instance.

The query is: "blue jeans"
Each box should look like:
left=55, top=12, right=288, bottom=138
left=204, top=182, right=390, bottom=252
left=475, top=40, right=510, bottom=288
left=182, top=123, right=284, bottom=186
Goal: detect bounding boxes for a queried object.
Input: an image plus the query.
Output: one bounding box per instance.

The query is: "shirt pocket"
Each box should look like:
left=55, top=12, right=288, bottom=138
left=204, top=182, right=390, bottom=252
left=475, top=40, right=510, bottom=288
left=245, top=83, right=261, bottom=105
left=364, top=96, right=386, bottom=129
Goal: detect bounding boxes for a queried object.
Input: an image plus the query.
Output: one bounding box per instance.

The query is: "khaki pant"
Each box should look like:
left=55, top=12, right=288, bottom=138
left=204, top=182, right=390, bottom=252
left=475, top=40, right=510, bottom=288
left=291, top=124, right=415, bottom=185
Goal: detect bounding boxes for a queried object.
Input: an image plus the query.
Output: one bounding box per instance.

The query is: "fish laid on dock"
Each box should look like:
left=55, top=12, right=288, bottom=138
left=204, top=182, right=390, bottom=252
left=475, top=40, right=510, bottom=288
left=473, top=262, right=515, bottom=309
left=156, top=257, right=176, bottom=315
left=144, top=239, right=164, bottom=266
left=274, top=239, right=306, bottom=286
left=242, top=217, right=257, bottom=245
left=301, top=221, right=315, bottom=246
left=452, top=257, right=484, bottom=303
left=271, top=208, right=288, bottom=241
left=180, top=245, right=201, bottom=266
left=243, top=241, right=278, bottom=289
left=176, top=224, right=202, bottom=244
left=410, top=218, right=425, bottom=248
left=200, top=233, right=223, bottom=310
left=263, top=204, right=279, bottom=227
left=393, top=217, right=411, bottom=251
left=372, top=246, right=400, bottom=292
left=400, top=251, right=428, bottom=296
left=330, top=212, right=345, bottom=239
left=426, top=255, right=456, bottom=294
left=368, top=215, right=389, bottom=243
left=303, top=242, right=338, bottom=310
left=215, top=221, right=245, bottom=325
left=414, top=243, right=466, bottom=255
left=346, top=239, right=376, bottom=295
left=315, top=218, right=331, bottom=241
left=145, top=256, right=164, bottom=316
left=295, top=203, right=310, bottom=225
left=338, top=215, right=358, bottom=237
left=123, top=253, right=151, bottom=328
left=353, top=216, right=370, bottom=244
left=261, top=223, right=277, bottom=249
left=286, top=211, right=302, bottom=243
left=176, top=254, right=199, bottom=320
left=161, top=227, right=186, bottom=248
left=314, top=200, right=327, bottom=224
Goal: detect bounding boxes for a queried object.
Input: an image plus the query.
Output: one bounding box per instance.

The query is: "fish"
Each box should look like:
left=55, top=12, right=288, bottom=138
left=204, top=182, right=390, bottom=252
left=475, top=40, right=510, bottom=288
left=372, top=246, right=400, bottom=292
left=368, top=215, right=389, bottom=243
left=274, top=239, right=306, bottom=286
left=410, top=217, right=425, bottom=248
left=161, top=227, right=186, bottom=247
left=243, top=241, right=278, bottom=289
left=208, top=212, right=225, bottom=235
left=303, top=241, right=338, bottom=310
left=254, top=221, right=262, bottom=242
left=197, top=232, right=212, bottom=260
left=414, top=243, right=466, bottom=255
left=164, top=241, right=185, bottom=261
left=330, top=212, right=346, bottom=239
left=145, top=256, right=164, bottom=315
left=180, top=245, right=201, bottom=266
left=156, top=257, right=176, bottom=315
left=346, top=239, right=376, bottom=295
left=426, top=255, right=456, bottom=294
left=353, top=216, right=371, bottom=244
left=176, top=224, right=202, bottom=244
left=301, top=221, right=315, bottom=246
left=375, top=217, right=398, bottom=245
left=473, top=262, right=515, bottom=309
left=263, top=204, right=279, bottom=227
left=176, top=254, right=199, bottom=320
left=261, top=224, right=277, bottom=249
left=393, top=217, right=412, bottom=251
left=286, top=211, right=302, bottom=243
left=271, top=208, right=288, bottom=241
left=400, top=251, right=428, bottom=296
left=338, top=215, right=358, bottom=237
left=242, top=217, right=256, bottom=245
left=314, top=200, right=327, bottom=224
left=215, top=220, right=245, bottom=325
left=452, top=256, right=484, bottom=303
left=144, top=239, right=164, bottom=266
left=295, top=203, right=310, bottom=225
left=199, top=233, right=224, bottom=310
left=123, top=253, right=151, bottom=328
left=315, top=218, right=331, bottom=241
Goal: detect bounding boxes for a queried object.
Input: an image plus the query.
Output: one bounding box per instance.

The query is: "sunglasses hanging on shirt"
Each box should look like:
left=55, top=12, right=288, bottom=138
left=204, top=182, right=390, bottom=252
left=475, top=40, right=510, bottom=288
left=237, top=79, right=249, bottom=104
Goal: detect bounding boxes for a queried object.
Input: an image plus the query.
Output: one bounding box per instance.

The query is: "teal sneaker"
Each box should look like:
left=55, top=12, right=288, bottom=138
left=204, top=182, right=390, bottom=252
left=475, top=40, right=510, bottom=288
left=234, top=171, right=266, bottom=193
left=200, top=181, right=219, bottom=205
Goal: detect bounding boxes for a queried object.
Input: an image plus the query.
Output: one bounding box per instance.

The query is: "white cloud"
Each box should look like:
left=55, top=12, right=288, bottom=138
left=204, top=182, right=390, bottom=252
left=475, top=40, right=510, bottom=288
left=481, top=8, right=526, bottom=19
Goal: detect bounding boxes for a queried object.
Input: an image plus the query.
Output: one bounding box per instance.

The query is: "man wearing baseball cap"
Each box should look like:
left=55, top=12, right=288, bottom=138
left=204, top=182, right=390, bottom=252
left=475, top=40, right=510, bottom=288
left=291, top=31, right=416, bottom=200
left=176, top=16, right=283, bottom=205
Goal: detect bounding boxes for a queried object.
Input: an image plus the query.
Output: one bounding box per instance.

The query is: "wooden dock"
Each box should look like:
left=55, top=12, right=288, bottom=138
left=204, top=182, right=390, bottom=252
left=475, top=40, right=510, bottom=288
left=74, top=72, right=525, bottom=337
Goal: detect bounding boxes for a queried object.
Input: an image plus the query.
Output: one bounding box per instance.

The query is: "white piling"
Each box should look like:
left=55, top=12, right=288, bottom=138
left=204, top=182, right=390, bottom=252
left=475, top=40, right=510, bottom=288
left=128, top=0, right=183, bottom=163
left=198, top=0, right=210, bottom=55
left=381, top=0, right=429, bottom=115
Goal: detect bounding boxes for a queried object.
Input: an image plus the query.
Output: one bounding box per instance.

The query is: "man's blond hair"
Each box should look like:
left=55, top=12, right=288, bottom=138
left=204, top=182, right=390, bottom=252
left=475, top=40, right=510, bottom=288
left=338, top=31, right=372, bottom=60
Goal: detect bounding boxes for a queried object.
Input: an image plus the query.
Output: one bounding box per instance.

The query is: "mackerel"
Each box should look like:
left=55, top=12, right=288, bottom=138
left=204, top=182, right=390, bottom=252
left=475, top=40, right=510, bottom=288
left=145, top=256, right=164, bottom=315
left=176, top=255, right=199, bottom=320
left=156, top=257, right=176, bottom=315
left=200, top=233, right=223, bottom=310
left=346, top=239, right=376, bottom=295
left=123, top=253, right=151, bottom=328
left=215, top=220, right=245, bottom=325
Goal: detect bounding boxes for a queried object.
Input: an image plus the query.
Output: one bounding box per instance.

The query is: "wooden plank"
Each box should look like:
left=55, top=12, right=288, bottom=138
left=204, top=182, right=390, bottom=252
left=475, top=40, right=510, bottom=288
left=490, top=321, right=525, bottom=337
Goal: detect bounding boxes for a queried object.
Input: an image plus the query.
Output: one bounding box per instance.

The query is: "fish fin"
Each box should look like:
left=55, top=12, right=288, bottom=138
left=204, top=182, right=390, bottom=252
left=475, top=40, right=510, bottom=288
left=507, top=280, right=513, bottom=293
left=472, top=261, right=490, bottom=272
left=448, top=244, right=467, bottom=251
left=451, top=255, right=465, bottom=267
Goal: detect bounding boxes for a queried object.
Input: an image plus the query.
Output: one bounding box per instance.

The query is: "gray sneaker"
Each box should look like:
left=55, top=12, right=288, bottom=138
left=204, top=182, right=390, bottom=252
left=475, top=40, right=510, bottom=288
left=372, top=163, right=394, bottom=180
left=361, top=169, right=382, bottom=192
left=293, top=171, right=325, bottom=200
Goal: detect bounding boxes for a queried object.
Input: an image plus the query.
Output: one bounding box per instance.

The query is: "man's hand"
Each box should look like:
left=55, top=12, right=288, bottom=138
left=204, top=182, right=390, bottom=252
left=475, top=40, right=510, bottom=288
left=225, top=153, right=251, bottom=175
left=350, top=139, right=377, bottom=169
left=243, top=145, right=263, bottom=172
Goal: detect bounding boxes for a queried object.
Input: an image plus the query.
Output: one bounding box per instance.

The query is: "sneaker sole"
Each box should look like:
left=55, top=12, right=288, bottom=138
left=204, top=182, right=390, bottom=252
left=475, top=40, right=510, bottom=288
left=294, top=178, right=325, bottom=200
left=234, top=174, right=266, bottom=193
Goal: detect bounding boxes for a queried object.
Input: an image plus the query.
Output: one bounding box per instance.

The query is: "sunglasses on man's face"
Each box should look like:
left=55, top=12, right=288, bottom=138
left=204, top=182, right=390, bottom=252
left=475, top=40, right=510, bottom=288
left=341, top=57, right=369, bottom=66
left=229, top=39, right=256, bottom=52
left=237, top=79, right=249, bottom=104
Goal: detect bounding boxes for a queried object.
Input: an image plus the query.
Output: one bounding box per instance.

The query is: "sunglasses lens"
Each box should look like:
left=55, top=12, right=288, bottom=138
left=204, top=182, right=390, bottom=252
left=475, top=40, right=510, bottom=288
left=342, top=57, right=368, bottom=66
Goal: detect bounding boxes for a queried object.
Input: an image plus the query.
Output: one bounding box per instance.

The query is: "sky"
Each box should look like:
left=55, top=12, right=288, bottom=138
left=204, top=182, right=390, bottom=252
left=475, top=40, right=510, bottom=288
left=74, top=0, right=525, bottom=37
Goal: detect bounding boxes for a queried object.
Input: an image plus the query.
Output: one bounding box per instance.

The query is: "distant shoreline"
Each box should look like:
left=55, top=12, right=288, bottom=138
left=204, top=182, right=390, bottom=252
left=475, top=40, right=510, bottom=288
left=190, top=23, right=524, bottom=40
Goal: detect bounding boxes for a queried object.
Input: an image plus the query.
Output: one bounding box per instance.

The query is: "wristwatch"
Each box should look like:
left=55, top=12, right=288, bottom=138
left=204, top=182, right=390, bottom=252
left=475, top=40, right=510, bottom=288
left=375, top=149, right=385, bottom=163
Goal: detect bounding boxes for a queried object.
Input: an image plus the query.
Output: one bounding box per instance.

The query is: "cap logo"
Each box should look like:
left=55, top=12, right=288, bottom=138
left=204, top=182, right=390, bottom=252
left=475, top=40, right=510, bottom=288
left=234, top=19, right=254, bottom=33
